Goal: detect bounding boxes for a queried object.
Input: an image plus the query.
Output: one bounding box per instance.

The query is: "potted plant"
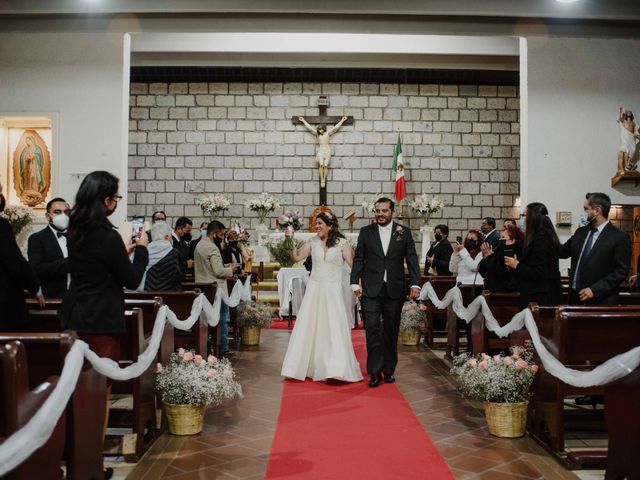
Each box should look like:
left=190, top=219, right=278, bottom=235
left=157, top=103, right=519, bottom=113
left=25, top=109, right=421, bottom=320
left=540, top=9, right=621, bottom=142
left=235, top=301, right=274, bottom=346
left=245, top=192, right=280, bottom=226
left=450, top=345, right=539, bottom=438
left=155, top=349, right=242, bottom=435
left=399, top=301, right=427, bottom=346
left=197, top=194, right=231, bottom=220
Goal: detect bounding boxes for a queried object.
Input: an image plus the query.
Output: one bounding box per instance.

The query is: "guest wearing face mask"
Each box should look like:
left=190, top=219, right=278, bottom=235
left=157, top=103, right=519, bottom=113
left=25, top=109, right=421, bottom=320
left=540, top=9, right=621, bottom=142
left=424, top=224, right=453, bottom=276
left=59, top=171, right=148, bottom=480
left=188, top=221, right=209, bottom=267
left=147, top=210, right=167, bottom=242
left=222, top=230, right=245, bottom=271
left=27, top=197, right=71, bottom=298
left=0, top=180, right=44, bottom=331
left=173, top=216, right=193, bottom=277
left=449, top=229, right=484, bottom=285
left=479, top=224, right=524, bottom=293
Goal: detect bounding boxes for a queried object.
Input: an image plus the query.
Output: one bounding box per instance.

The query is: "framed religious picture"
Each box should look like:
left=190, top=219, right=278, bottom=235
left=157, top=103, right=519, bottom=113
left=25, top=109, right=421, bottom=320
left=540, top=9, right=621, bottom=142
left=10, top=128, right=52, bottom=207
left=556, top=211, right=572, bottom=227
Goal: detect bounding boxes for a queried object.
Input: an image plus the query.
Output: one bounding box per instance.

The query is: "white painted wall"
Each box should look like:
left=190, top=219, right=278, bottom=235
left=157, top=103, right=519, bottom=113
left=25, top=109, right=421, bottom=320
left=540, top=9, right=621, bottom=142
left=0, top=32, right=131, bottom=224
left=523, top=36, right=640, bottom=224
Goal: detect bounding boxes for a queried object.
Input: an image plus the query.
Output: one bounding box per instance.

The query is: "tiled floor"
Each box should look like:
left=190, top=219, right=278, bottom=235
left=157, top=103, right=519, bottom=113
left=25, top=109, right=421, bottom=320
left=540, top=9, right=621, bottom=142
left=122, top=331, right=603, bottom=479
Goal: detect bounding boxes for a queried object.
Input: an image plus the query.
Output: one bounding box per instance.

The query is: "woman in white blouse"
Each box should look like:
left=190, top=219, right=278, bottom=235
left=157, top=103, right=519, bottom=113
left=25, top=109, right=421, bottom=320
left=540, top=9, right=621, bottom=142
left=449, top=229, right=484, bottom=285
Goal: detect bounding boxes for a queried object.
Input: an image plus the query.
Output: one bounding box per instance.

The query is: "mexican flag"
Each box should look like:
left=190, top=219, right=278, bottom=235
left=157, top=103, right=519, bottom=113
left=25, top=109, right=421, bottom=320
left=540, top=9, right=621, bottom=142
left=392, top=134, right=406, bottom=202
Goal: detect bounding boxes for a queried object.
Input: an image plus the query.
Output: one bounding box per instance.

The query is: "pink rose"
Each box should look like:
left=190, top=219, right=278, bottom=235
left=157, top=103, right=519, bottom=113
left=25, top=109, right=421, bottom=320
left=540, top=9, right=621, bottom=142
left=156, top=362, right=163, bottom=373
left=194, top=354, right=203, bottom=364
left=479, top=360, right=488, bottom=370
left=516, top=360, right=527, bottom=370
left=493, top=355, right=502, bottom=364
left=207, top=355, right=217, bottom=363
left=178, top=348, right=185, bottom=355
left=207, top=369, right=217, bottom=378
left=481, top=353, right=490, bottom=361
left=467, top=359, right=477, bottom=367
left=503, top=357, right=514, bottom=366
left=183, top=352, right=194, bottom=361
left=531, top=365, right=539, bottom=374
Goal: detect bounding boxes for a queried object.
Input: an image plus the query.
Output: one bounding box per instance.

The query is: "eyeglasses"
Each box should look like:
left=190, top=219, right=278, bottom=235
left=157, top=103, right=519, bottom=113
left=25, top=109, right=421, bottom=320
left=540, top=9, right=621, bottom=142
left=112, top=194, right=123, bottom=202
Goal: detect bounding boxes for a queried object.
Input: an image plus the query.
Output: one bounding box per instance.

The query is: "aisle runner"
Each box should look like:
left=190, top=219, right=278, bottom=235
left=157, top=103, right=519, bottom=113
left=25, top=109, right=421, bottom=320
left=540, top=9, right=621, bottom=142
left=266, top=331, right=454, bottom=479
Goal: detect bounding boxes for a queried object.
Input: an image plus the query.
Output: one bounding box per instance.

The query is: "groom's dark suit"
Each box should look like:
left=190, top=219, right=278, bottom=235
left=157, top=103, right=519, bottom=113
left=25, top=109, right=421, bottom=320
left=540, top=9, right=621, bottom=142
left=350, top=221, right=420, bottom=378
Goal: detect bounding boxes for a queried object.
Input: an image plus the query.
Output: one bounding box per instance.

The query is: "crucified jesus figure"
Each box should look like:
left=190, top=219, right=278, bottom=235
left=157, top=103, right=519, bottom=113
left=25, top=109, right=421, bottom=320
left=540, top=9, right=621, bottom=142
left=298, top=115, right=348, bottom=187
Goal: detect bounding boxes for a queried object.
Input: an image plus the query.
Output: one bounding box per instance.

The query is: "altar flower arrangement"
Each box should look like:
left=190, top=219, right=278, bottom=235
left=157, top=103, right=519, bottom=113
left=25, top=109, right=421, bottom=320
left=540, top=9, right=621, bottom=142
left=361, top=193, right=383, bottom=214
left=156, top=348, right=242, bottom=435
left=0, top=204, right=36, bottom=236
left=198, top=194, right=231, bottom=219
left=399, top=301, right=427, bottom=345
left=450, top=344, right=538, bottom=437
left=276, top=210, right=304, bottom=231
left=408, top=194, right=446, bottom=224
left=246, top=192, right=280, bottom=223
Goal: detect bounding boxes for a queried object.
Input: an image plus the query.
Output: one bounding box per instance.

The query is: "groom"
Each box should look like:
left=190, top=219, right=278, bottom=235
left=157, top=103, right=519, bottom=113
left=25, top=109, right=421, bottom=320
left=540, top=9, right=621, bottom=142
left=351, top=197, right=421, bottom=387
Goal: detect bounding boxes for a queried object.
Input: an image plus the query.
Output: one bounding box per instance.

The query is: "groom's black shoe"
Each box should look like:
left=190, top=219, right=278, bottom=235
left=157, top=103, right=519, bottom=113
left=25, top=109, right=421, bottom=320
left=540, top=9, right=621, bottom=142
left=369, top=374, right=382, bottom=388
left=384, top=374, right=396, bottom=383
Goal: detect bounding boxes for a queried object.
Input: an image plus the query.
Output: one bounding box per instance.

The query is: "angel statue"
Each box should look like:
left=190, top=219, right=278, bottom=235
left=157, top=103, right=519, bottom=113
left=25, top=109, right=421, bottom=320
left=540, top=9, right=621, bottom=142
left=616, top=106, right=640, bottom=175
left=298, top=115, right=348, bottom=187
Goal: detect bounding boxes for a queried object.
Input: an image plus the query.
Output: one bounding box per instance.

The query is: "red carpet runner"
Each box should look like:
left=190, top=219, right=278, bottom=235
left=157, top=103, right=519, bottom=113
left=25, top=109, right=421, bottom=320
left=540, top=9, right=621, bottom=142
left=266, top=330, right=454, bottom=479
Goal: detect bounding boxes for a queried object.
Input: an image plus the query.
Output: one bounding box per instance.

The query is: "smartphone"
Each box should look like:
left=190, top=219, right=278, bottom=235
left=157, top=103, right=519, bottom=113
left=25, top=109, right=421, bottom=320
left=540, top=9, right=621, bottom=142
left=131, top=216, right=144, bottom=241
left=504, top=249, right=514, bottom=258
left=456, top=236, right=463, bottom=244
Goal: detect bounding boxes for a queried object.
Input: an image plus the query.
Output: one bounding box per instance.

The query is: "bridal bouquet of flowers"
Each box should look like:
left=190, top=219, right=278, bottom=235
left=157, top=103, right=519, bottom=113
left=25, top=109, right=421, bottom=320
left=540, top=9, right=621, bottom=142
left=408, top=194, right=446, bottom=224
left=276, top=210, right=304, bottom=231
left=450, top=345, right=538, bottom=404
left=361, top=193, right=383, bottom=214
left=0, top=204, right=36, bottom=236
left=198, top=194, right=231, bottom=218
left=155, top=349, right=242, bottom=406
left=246, top=192, right=280, bottom=223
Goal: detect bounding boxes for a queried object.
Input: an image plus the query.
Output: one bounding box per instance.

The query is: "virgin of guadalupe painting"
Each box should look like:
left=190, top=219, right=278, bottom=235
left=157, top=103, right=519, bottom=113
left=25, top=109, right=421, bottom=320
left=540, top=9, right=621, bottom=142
left=12, top=129, right=51, bottom=207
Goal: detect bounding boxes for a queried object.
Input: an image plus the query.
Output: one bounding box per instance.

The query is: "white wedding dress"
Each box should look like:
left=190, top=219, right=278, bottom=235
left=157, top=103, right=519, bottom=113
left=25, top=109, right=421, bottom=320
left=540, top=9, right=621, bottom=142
left=280, top=237, right=363, bottom=382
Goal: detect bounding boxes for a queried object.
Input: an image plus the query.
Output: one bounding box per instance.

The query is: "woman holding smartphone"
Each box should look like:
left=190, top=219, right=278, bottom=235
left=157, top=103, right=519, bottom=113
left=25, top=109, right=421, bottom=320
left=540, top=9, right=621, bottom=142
left=479, top=225, right=524, bottom=292
left=449, top=229, right=484, bottom=285
left=504, top=202, right=561, bottom=309
left=60, top=171, right=148, bottom=480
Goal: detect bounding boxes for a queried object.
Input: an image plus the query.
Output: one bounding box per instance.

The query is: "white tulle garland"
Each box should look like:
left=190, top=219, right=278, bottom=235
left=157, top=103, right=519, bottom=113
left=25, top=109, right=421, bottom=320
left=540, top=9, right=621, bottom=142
left=419, top=282, right=640, bottom=387
left=0, top=276, right=252, bottom=476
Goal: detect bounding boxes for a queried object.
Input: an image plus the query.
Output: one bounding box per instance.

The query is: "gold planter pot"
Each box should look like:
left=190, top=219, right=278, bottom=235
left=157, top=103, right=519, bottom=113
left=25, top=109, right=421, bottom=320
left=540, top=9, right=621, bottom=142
left=484, top=401, right=528, bottom=438
left=164, top=402, right=206, bottom=435
left=400, top=329, right=421, bottom=346
left=242, top=326, right=261, bottom=346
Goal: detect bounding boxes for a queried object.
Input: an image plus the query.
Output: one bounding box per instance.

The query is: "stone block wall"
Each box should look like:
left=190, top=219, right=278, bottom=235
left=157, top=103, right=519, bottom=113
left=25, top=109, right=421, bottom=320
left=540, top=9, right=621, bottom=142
left=127, top=82, right=520, bottom=248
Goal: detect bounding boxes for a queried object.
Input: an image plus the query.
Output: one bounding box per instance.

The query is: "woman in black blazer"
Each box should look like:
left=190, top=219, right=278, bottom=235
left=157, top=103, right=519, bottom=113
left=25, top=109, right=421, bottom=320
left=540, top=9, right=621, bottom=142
left=479, top=225, right=524, bottom=293
left=505, top=203, right=562, bottom=309
left=59, top=171, right=148, bottom=480
left=424, top=224, right=453, bottom=276
left=0, top=182, right=44, bottom=331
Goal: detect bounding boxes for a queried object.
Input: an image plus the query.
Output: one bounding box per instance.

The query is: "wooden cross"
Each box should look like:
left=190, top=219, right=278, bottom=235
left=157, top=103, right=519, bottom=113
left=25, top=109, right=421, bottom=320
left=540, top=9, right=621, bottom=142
left=292, top=95, right=354, bottom=205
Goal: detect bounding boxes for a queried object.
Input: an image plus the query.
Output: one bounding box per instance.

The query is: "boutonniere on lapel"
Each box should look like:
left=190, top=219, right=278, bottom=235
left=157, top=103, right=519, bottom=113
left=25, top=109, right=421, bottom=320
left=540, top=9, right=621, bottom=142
left=394, top=225, right=405, bottom=241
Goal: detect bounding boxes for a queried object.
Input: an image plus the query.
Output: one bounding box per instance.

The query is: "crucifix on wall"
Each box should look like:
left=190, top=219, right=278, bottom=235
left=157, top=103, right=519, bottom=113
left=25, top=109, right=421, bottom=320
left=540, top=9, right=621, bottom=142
left=292, top=95, right=354, bottom=205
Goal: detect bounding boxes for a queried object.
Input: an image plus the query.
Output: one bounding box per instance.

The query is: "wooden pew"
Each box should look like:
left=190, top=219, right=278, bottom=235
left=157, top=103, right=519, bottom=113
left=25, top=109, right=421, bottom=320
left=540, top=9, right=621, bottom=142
left=25, top=307, right=157, bottom=462
left=0, top=340, right=66, bottom=480
left=471, top=291, right=520, bottom=355
left=422, top=276, right=456, bottom=347
left=529, top=307, right=640, bottom=469
left=181, top=282, right=219, bottom=356
left=445, top=284, right=482, bottom=358
left=125, top=290, right=207, bottom=357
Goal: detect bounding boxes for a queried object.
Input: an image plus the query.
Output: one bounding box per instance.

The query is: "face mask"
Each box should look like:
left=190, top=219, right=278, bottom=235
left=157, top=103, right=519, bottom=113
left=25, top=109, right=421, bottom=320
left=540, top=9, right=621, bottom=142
left=200, top=229, right=207, bottom=238
left=480, top=225, right=490, bottom=234
left=580, top=211, right=595, bottom=227
left=228, top=241, right=238, bottom=248
left=51, top=213, right=70, bottom=231
left=214, top=237, right=222, bottom=246
left=182, top=233, right=192, bottom=243
left=434, top=234, right=443, bottom=242
left=154, top=219, right=166, bottom=225
left=464, top=239, right=478, bottom=250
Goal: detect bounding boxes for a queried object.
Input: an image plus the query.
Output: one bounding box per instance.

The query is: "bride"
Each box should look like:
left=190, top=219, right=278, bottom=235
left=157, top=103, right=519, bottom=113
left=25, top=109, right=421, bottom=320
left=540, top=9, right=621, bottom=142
left=280, top=212, right=363, bottom=382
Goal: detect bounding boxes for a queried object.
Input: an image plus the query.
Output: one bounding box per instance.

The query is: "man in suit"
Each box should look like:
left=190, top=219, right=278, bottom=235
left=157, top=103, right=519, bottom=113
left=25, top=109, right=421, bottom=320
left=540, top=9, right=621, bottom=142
left=194, top=221, right=241, bottom=356
left=351, top=197, right=421, bottom=387
left=27, top=197, right=71, bottom=298
left=560, top=192, right=631, bottom=305
left=173, top=216, right=193, bottom=276
left=560, top=192, right=631, bottom=407
left=480, top=217, right=500, bottom=249
left=424, top=223, right=453, bottom=276
left=0, top=180, right=43, bottom=331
